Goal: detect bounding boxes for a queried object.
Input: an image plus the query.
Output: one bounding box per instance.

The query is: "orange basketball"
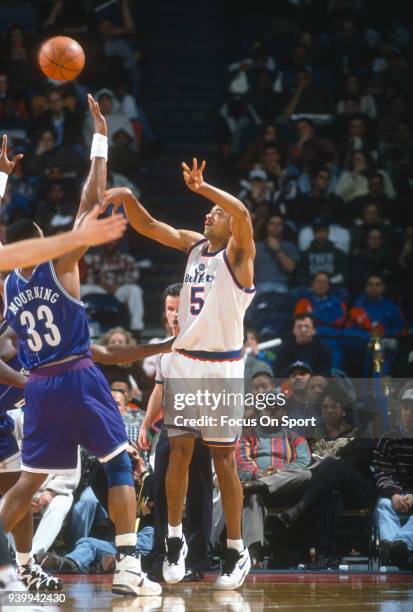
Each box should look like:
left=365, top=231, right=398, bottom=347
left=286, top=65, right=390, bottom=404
left=38, top=36, right=85, bottom=81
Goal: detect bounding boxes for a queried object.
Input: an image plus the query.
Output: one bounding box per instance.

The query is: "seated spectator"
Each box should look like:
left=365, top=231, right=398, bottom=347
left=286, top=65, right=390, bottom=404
left=83, top=89, right=136, bottom=147
left=275, top=313, right=332, bottom=378
left=110, top=129, right=140, bottom=181
left=250, top=371, right=274, bottom=396
left=244, top=350, right=274, bottom=394
left=255, top=214, right=299, bottom=294
left=237, top=168, right=275, bottom=211
left=350, top=202, right=399, bottom=254
left=284, top=361, right=314, bottom=427
left=288, top=119, right=338, bottom=170
left=35, top=180, right=76, bottom=230
left=291, top=166, right=344, bottom=228
left=24, top=130, right=84, bottom=179
left=81, top=240, right=144, bottom=332
left=339, top=114, right=378, bottom=164
left=31, top=89, right=82, bottom=147
left=336, top=75, right=377, bottom=120
left=350, top=171, right=396, bottom=214
left=236, top=397, right=312, bottom=566
left=335, top=150, right=374, bottom=203
left=99, top=326, right=153, bottom=409
left=247, top=70, right=283, bottom=125
left=373, top=385, right=413, bottom=568
left=298, top=215, right=350, bottom=255
left=244, top=328, right=276, bottom=372
left=350, top=228, right=397, bottom=294
left=296, top=219, right=349, bottom=287
left=258, top=143, right=285, bottom=185
left=276, top=383, right=376, bottom=567
left=347, top=275, right=406, bottom=339
left=294, top=272, right=347, bottom=332
left=282, top=67, right=335, bottom=122
left=236, top=124, right=284, bottom=174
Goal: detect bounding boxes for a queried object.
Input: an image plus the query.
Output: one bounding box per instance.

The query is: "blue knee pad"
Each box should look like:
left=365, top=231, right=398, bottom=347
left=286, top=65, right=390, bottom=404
left=103, top=450, right=134, bottom=488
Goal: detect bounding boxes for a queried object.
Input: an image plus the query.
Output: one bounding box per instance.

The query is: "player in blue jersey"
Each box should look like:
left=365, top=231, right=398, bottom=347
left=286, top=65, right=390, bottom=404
left=0, top=96, right=164, bottom=597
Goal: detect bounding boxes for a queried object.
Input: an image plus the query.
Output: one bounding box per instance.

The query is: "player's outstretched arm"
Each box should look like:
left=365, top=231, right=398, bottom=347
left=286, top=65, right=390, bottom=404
left=182, top=158, right=255, bottom=285
left=91, top=336, right=174, bottom=365
left=0, top=206, right=127, bottom=272
left=102, top=187, right=203, bottom=253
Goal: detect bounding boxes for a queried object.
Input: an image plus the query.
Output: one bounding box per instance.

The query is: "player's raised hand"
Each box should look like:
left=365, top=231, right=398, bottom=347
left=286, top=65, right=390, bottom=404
left=88, top=93, right=107, bottom=136
left=182, top=158, right=206, bottom=192
left=0, top=135, right=24, bottom=175
left=76, top=204, right=127, bottom=246
left=101, top=186, right=132, bottom=214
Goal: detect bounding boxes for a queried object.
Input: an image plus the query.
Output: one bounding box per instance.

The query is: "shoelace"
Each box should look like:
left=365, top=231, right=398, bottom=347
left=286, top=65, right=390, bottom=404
left=20, top=562, right=61, bottom=590
left=221, top=549, right=241, bottom=576
left=166, top=537, right=183, bottom=565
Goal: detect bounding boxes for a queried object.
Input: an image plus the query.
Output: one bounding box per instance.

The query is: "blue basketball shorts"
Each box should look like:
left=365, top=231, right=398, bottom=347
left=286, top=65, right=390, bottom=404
left=22, top=357, right=128, bottom=474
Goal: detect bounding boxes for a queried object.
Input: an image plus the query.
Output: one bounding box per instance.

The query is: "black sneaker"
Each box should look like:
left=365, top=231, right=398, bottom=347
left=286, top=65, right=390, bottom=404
left=36, top=552, right=79, bottom=573
left=18, top=561, right=63, bottom=590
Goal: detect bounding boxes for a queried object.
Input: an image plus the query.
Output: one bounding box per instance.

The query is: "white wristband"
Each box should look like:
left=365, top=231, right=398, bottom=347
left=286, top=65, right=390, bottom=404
left=0, top=172, right=8, bottom=198
left=90, top=133, right=108, bottom=160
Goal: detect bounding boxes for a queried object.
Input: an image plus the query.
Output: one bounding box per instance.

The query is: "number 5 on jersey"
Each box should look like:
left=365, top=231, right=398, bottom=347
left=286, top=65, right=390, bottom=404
left=190, top=286, right=205, bottom=315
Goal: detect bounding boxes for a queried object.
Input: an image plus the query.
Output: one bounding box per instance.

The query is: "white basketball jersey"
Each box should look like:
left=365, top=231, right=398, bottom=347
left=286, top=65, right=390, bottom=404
left=173, top=240, right=255, bottom=353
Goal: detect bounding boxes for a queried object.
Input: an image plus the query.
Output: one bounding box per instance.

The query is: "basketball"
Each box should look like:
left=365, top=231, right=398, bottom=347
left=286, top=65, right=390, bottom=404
left=38, top=36, right=85, bottom=81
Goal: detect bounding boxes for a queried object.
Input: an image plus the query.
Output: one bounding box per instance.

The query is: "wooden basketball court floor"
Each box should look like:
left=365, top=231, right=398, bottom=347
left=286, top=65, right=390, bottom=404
left=21, top=572, right=412, bottom=611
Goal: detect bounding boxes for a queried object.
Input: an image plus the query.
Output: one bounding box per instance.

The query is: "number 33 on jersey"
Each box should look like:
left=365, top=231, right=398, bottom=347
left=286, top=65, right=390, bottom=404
left=3, top=262, right=91, bottom=369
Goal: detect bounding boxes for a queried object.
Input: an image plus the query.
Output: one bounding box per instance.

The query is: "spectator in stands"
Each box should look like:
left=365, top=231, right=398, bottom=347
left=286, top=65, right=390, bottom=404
left=296, top=219, right=349, bottom=286
left=373, top=385, right=413, bottom=568
left=288, top=119, right=338, bottom=170
left=237, top=168, right=274, bottom=211
left=258, top=143, right=285, bottom=185
left=237, top=397, right=312, bottom=566
left=336, top=75, right=377, bottom=120
left=276, top=382, right=376, bottom=567
left=81, top=240, right=144, bottom=332
left=255, top=214, right=299, bottom=295
left=335, top=150, right=374, bottom=203
left=282, top=67, right=335, bottom=121
left=35, top=180, right=75, bottom=230
left=247, top=70, right=282, bottom=124
left=350, top=228, right=397, bottom=294
left=244, top=328, right=276, bottom=372
left=291, top=166, right=344, bottom=229
left=24, top=129, right=84, bottom=179
left=295, top=272, right=347, bottom=327
left=236, top=124, right=284, bottom=174
left=110, top=129, right=140, bottom=181
left=100, top=326, right=152, bottom=409
left=339, top=114, right=377, bottom=164
left=350, top=202, right=399, bottom=254
left=350, top=171, right=396, bottom=213
left=31, top=89, right=82, bottom=147
left=83, top=89, right=136, bottom=147
left=347, top=275, right=406, bottom=339
left=284, top=361, right=313, bottom=423
left=276, top=314, right=332, bottom=378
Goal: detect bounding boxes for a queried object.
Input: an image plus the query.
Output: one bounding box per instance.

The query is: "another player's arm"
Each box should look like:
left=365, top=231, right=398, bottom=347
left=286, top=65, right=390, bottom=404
left=0, top=207, right=126, bottom=272
left=102, top=187, right=203, bottom=252
left=91, top=337, right=174, bottom=365
left=138, top=383, right=163, bottom=449
left=0, top=134, right=23, bottom=208
left=182, top=158, right=255, bottom=286
left=0, top=359, right=27, bottom=389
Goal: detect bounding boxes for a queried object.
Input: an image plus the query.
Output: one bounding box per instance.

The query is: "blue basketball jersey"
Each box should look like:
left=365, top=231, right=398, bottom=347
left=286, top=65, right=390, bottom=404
left=3, top=261, right=91, bottom=370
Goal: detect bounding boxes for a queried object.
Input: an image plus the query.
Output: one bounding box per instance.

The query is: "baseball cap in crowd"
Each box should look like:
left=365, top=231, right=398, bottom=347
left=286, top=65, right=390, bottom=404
left=287, top=361, right=313, bottom=375
left=249, top=168, right=268, bottom=182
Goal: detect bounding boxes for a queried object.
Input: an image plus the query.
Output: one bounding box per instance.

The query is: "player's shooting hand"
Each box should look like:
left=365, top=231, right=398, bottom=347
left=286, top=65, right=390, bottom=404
left=182, top=158, right=206, bottom=192
left=87, top=94, right=107, bottom=136
left=101, top=187, right=132, bottom=214
left=0, top=135, right=23, bottom=175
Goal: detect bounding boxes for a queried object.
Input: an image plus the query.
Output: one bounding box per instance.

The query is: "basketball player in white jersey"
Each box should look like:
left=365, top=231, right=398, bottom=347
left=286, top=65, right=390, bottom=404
left=103, top=158, right=256, bottom=590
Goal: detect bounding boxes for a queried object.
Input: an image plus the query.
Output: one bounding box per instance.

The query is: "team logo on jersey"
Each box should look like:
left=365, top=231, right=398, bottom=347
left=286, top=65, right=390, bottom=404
left=184, top=264, right=215, bottom=285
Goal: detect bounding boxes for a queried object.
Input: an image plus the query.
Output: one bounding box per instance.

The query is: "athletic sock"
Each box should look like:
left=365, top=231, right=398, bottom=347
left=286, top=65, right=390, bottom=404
left=168, top=524, right=183, bottom=539
left=16, top=552, right=33, bottom=567
left=227, top=538, right=244, bottom=553
left=115, top=533, right=137, bottom=559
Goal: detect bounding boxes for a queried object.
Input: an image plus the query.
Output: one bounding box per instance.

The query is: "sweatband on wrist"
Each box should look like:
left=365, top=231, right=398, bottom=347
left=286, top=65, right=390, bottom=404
left=90, top=133, right=108, bottom=160
left=0, top=172, right=8, bottom=198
